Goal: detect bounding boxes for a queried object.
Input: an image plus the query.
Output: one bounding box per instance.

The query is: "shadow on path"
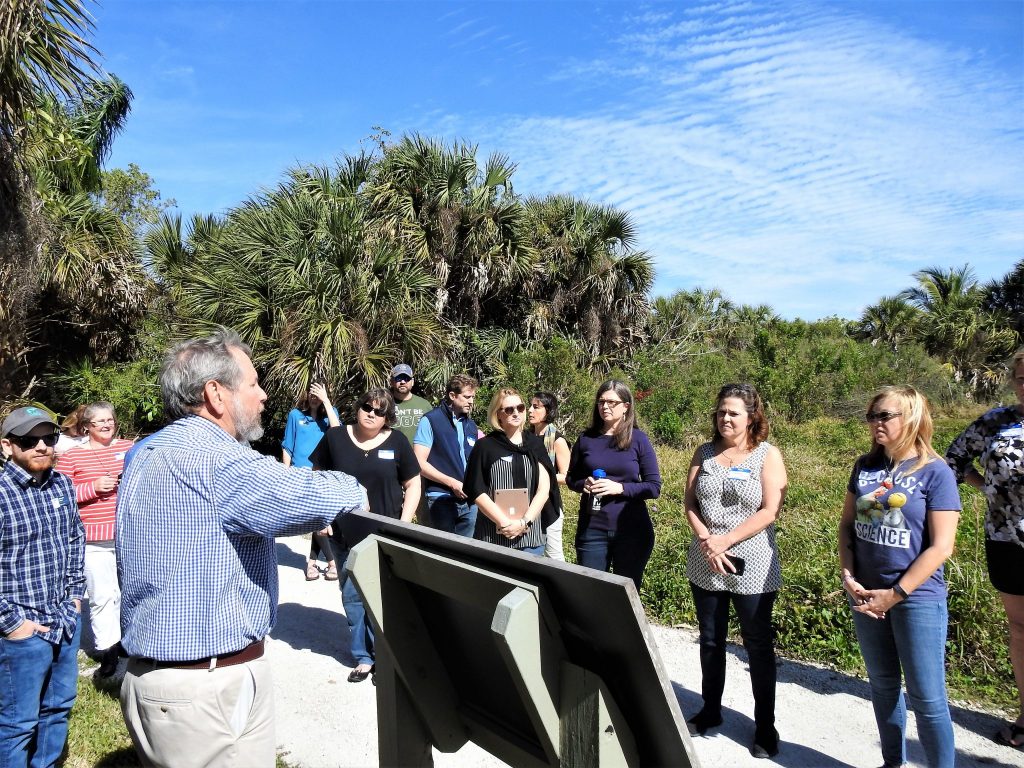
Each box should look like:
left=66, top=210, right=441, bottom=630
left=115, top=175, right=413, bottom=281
left=272, top=601, right=353, bottom=665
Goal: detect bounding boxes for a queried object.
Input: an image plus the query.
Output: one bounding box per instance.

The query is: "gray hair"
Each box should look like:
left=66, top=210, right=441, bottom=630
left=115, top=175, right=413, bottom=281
left=82, top=401, right=116, bottom=425
left=160, top=327, right=252, bottom=420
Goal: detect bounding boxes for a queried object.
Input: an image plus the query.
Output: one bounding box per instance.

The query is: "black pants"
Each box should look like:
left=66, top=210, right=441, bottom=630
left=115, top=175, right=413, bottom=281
left=309, top=533, right=334, bottom=563
left=690, top=582, right=777, bottom=728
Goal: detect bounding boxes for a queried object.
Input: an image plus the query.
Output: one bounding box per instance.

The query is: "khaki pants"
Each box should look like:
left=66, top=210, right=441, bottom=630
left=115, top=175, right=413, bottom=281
left=120, top=655, right=275, bottom=767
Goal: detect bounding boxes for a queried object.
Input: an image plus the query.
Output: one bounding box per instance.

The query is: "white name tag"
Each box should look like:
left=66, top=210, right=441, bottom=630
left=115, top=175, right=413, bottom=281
left=727, top=467, right=752, bottom=482
left=378, top=450, right=395, bottom=460
left=115, top=452, right=125, bottom=460
left=500, top=455, right=513, bottom=463
left=467, top=438, right=476, bottom=447
left=998, top=424, right=1024, bottom=438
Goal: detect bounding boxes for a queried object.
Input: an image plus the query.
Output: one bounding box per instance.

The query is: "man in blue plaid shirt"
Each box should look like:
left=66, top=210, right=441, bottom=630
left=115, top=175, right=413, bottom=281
left=116, top=328, right=368, bottom=768
left=0, top=406, right=86, bottom=768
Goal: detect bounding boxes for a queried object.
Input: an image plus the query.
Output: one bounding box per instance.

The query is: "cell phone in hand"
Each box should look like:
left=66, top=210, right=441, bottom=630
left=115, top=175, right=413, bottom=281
left=725, top=555, right=746, bottom=576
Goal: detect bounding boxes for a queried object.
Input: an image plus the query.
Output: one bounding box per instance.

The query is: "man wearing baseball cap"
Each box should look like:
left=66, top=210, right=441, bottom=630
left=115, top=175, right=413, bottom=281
left=0, top=406, right=86, bottom=767
left=390, top=363, right=432, bottom=444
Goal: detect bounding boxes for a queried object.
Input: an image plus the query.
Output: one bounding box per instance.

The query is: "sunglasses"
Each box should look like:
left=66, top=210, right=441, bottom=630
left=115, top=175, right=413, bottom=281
left=8, top=432, right=60, bottom=450
left=500, top=403, right=526, bottom=416
left=865, top=411, right=902, bottom=423
left=392, top=376, right=412, bottom=383
left=359, top=403, right=389, bottom=418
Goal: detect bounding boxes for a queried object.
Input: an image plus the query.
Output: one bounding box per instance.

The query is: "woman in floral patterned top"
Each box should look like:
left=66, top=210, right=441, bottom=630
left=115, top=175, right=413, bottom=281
left=946, top=347, right=1024, bottom=750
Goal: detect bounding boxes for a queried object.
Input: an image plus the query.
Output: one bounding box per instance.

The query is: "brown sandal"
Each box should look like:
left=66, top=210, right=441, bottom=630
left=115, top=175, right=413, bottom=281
left=305, top=562, right=320, bottom=581
left=324, top=563, right=338, bottom=581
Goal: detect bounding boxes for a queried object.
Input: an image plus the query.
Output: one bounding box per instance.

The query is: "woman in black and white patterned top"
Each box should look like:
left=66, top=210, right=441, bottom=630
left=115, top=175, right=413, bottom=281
left=946, top=347, right=1024, bottom=749
left=464, top=388, right=560, bottom=556
left=684, top=383, right=788, bottom=759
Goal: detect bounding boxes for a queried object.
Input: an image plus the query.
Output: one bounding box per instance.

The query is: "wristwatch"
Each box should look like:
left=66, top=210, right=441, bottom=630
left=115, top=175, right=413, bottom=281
left=892, top=583, right=909, bottom=601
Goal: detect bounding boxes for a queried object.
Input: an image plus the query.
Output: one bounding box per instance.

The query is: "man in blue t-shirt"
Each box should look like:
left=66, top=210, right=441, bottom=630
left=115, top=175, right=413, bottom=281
left=413, top=374, right=479, bottom=536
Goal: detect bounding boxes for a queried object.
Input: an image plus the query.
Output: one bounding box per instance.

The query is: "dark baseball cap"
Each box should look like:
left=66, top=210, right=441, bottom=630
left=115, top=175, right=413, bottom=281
left=390, top=364, right=414, bottom=379
left=2, top=406, right=58, bottom=438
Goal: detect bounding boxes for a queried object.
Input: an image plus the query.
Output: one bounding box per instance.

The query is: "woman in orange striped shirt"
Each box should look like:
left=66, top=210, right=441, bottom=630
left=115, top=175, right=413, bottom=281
left=56, top=401, right=134, bottom=677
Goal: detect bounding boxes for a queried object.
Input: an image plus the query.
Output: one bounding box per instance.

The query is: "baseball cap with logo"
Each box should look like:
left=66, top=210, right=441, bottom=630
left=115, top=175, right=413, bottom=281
left=2, top=406, right=59, bottom=438
left=390, top=364, right=414, bottom=380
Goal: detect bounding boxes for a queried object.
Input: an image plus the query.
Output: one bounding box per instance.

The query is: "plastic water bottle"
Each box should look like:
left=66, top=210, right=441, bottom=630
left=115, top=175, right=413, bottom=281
left=591, top=469, right=607, bottom=511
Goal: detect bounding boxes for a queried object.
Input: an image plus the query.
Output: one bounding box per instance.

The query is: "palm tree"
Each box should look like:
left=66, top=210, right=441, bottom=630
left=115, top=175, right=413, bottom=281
left=0, top=0, right=104, bottom=396
left=366, top=134, right=535, bottom=329
left=900, top=265, right=1017, bottom=394
left=522, top=194, right=654, bottom=363
left=148, top=162, right=447, bottom=404
left=854, top=296, right=921, bottom=351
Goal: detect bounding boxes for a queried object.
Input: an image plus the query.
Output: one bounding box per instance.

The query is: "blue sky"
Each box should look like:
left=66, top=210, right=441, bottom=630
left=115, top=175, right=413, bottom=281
left=93, top=0, right=1023, bottom=320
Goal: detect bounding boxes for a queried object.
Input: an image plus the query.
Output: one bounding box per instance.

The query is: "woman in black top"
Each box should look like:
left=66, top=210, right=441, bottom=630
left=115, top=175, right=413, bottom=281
left=464, top=387, right=559, bottom=556
left=311, top=388, right=421, bottom=682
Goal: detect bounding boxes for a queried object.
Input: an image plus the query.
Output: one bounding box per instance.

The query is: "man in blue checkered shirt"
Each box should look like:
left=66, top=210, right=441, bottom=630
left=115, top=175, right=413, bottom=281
left=116, top=328, right=368, bottom=768
left=0, top=406, right=86, bottom=768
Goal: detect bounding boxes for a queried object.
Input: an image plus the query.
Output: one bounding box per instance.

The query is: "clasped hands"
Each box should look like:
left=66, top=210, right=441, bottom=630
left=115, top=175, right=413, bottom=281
left=698, top=533, right=740, bottom=575
left=842, top=573, right=901, bottom=619
left=497, top=517, right=529, bottom=540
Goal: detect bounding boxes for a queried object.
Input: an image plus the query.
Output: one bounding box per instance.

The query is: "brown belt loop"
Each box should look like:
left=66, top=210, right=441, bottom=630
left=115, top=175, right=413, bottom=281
left=131, top=638, right=264, bottom=672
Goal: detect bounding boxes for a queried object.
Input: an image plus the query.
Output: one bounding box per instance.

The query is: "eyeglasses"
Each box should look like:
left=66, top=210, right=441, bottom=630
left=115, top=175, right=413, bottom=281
left=8, top=432, right=60, bottom=450
left=90, top=418, right=116, bottom=426
left=500, top=403, right=526, bottom=416
left=359, top=403, right=389, bottom=418
left=392, top=376, right=412, bottom=383
left=865, top=411, right=902, bottom=423
left=597, top=399, right=625, bottom=409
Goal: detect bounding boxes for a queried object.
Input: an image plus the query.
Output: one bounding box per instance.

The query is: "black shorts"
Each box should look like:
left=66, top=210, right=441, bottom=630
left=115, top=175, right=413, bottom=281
left=986, top=538, right=1024, bottom=596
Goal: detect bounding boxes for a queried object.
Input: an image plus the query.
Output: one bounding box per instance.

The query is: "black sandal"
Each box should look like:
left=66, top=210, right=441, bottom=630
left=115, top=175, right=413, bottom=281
left=994, top=723, right=1024, bottom=749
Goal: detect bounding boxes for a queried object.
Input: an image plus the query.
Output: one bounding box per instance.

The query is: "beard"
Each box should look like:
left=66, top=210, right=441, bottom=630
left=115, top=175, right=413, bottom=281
left=231, top=395, right=265, bottom=443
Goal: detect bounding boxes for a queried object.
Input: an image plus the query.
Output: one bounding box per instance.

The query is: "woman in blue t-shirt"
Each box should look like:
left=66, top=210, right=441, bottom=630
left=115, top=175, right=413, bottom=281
left=282, top=383, right=341, bottom=580
left=838, top=386, right=961, bottom=768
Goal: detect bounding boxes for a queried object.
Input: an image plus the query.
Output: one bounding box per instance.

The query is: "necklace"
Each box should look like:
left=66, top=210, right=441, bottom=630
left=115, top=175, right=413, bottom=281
left=87, top=439, right=118, bottom=476
left=720, top=444, right=751, bottom=467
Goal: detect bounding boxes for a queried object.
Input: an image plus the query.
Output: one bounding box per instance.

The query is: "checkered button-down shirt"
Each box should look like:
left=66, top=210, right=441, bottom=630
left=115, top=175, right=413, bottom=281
left=116, top=415, right=367, bottom=661
left=0, top=461, right=86, bottom=643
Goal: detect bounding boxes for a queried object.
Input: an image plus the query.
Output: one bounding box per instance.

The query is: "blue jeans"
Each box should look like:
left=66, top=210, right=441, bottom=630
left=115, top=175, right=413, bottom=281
left=851, top=598, right=954, bottom=768
left=575, top=518, right=655, bottom=591
left=333, top=542, right=373, bottom=667
left=0, top=619, right=81, bottom=768
left=426, top=496, right=477, bottom=538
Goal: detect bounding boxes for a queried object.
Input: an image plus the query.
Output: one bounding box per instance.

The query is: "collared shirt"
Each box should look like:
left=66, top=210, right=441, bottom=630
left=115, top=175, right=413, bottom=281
left=0, top=461, right=85, bottom=643
left=116, top=415, right=367, bottom=661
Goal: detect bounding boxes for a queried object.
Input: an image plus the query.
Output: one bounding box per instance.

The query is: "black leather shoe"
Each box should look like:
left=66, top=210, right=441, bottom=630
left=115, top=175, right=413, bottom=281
left=687, top=709, right=723, bottom=735
left=751, top=725, right=779, bottom=758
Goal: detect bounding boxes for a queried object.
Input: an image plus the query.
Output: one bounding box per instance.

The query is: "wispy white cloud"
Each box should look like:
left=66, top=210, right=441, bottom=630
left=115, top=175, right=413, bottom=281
left=416, top=0, right=1023, bottom=319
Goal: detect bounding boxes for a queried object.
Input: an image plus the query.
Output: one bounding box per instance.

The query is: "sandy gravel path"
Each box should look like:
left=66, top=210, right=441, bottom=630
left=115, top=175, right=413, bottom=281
left=269, top=535, right=1019, bottom=768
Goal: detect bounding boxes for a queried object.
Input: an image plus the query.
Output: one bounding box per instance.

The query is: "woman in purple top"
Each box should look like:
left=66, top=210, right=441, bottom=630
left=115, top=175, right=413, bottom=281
left=567, top=380, right=662, bottom=590
left=838, top=386, right=961, bottom=768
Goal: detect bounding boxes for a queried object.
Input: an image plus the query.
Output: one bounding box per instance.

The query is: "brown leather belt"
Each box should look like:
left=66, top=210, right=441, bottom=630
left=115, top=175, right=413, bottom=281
left=131, top=639, right=264, bottom=671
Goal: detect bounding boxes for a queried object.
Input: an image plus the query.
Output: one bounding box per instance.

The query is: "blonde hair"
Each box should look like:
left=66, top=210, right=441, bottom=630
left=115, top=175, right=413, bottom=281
left=865, top=385, right=940, bottom=474
left=487, top=388, right=524, bottom=432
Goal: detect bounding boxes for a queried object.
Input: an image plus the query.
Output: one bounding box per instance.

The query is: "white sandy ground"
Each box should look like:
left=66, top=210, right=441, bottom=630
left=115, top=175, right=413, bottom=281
left=89, top=535, right=1023, bottom=768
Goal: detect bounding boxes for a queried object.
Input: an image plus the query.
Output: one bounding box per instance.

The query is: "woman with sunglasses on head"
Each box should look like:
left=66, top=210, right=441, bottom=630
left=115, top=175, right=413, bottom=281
left=839, top=386, right=961, bottom=768
left=527, top=391, right=570, bottom=561
left=282, top=383, right=341, bottom=581
left=310, top=388, right=420, bottom=683
left=56, top=401, right=134, bottom=678
left=567, top=380, right=662, bottom=589
left=946, top=347, right=1024, bottom=750
left=684, top=384, right=787, bottom=758
left=464, top=388, right=559, bottom=557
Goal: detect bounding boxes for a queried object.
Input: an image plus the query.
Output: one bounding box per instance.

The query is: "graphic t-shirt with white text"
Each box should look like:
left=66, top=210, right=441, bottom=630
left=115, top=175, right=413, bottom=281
left=847, top=456, right=961, bottom=600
